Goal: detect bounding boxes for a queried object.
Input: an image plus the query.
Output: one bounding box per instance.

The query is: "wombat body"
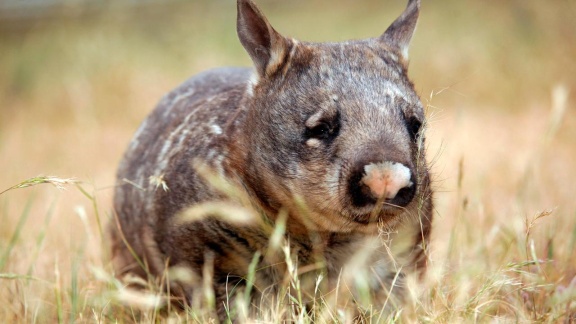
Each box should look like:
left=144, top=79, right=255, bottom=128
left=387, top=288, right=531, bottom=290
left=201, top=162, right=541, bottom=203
left=111, top=0, right=433, bottom=319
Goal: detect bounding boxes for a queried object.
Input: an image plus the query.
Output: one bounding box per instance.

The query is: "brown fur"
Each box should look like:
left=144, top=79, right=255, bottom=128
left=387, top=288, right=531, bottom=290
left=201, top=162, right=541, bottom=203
left=110, top=0, right=432, bottom=320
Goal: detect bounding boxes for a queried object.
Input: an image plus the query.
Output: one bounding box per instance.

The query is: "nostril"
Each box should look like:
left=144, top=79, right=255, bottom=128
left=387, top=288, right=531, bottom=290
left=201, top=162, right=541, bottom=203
left=348, top=170, right=377, bottom=207
left=389, top=180, right=416, bottom=207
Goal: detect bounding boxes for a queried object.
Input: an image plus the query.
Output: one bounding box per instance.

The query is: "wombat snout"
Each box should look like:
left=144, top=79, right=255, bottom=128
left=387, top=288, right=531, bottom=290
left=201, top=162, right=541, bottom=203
left=348, top=160, right=416, bottom=208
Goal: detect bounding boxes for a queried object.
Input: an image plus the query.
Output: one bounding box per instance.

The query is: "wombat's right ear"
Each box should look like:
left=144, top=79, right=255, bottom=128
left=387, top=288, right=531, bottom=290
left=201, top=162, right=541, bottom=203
left=237, top=0, right=289, bottom=77
left=380, top=0, right=420, bottom=62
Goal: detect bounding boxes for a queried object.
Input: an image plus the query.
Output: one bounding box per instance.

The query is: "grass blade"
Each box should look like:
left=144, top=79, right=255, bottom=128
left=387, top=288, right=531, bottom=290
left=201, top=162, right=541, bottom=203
left=0, top=194, right=34, bottom=271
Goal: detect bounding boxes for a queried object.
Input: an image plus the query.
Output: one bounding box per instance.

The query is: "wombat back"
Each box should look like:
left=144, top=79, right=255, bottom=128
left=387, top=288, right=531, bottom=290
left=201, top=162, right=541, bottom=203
left=112, top=67, right=251, bottom=276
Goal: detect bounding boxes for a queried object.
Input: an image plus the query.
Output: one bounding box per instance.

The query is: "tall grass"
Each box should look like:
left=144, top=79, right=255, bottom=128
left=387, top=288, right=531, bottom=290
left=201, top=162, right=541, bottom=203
left=1, top=0, right=575, bottom=322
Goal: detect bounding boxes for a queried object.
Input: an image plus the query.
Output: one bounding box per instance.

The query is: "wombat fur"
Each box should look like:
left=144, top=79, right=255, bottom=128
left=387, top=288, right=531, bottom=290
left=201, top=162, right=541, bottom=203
left=110, top=0, right=433, bottom=320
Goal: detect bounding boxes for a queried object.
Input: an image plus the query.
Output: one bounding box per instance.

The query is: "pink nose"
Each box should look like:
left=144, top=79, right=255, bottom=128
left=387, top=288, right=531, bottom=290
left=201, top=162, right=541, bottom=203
left=361, top=162, right=413, bottom=200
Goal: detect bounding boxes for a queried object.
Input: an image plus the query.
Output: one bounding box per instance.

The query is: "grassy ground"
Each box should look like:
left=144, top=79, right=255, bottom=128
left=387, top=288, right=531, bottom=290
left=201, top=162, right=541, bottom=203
left=1, top=0, right=575, bottom=322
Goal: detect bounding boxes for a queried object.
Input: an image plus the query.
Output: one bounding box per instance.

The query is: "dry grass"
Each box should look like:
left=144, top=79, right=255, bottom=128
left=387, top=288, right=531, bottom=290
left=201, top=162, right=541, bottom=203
left=1, top=0, right=575, bottom=322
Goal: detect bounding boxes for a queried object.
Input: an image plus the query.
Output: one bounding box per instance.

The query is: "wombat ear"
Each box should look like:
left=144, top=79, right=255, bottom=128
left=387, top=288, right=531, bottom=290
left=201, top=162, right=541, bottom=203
left=380, top=0, right=420, bottom=61
left=237, top=0, right=289, bottom=77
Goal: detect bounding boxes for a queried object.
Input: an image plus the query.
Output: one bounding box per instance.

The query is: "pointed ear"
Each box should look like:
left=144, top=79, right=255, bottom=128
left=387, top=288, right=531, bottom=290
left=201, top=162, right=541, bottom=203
left=380, top=0, right=420, bottom=61
left=237, top=0, right=289, bottom=76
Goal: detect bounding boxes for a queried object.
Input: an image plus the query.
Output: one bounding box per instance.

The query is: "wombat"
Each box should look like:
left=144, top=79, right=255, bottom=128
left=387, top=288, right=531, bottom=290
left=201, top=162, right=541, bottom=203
left=110, top=0, right=433, bottom=320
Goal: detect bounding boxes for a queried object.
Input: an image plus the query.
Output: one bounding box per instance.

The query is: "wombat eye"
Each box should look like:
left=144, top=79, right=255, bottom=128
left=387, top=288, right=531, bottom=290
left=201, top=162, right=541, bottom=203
left=406, top=116, right=422, bottom=142
left=305, top=122, right=332, bottom=140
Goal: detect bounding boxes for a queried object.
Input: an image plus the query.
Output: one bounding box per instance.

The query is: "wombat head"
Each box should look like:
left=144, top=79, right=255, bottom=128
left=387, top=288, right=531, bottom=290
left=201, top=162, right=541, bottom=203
left=232, top=0, right=429, bottom=233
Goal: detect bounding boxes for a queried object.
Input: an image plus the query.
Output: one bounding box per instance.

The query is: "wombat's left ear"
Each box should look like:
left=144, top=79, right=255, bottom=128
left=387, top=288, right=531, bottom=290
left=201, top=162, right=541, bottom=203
left=380, top=0, right=420, bottom=61
left=237, top=0, right=290, bottom=77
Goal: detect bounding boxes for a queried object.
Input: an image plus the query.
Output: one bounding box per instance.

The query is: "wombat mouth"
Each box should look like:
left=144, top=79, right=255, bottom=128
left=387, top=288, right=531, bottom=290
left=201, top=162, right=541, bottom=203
left=348, top=207, right=404, bottom=226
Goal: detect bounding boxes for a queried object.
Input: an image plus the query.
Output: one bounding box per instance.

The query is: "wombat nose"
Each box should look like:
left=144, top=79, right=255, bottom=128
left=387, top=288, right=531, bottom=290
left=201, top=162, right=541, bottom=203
left=348, top=161, right=416, bottom=208
left=362, top=162, right=412, bottom=199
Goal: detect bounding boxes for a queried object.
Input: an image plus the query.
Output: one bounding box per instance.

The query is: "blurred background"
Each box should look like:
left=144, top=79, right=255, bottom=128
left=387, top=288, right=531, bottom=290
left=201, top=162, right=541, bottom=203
left=0, top=0, right=575, bottom=320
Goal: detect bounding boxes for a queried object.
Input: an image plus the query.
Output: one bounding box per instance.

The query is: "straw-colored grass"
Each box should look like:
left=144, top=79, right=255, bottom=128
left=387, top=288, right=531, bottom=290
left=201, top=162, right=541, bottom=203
left=1, top=0, right=575, bottom=322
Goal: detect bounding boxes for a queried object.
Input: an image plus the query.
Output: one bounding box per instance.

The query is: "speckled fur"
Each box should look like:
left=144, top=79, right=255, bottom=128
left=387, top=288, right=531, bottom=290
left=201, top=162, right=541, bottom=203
left=110, top=0, right=433, bottom=320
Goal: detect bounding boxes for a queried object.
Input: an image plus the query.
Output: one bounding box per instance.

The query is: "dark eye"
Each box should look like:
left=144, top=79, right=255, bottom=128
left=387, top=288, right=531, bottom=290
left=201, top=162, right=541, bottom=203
left=306, top=122, right=331, bottom=140
left=406, top=116, right=422, bottom=142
